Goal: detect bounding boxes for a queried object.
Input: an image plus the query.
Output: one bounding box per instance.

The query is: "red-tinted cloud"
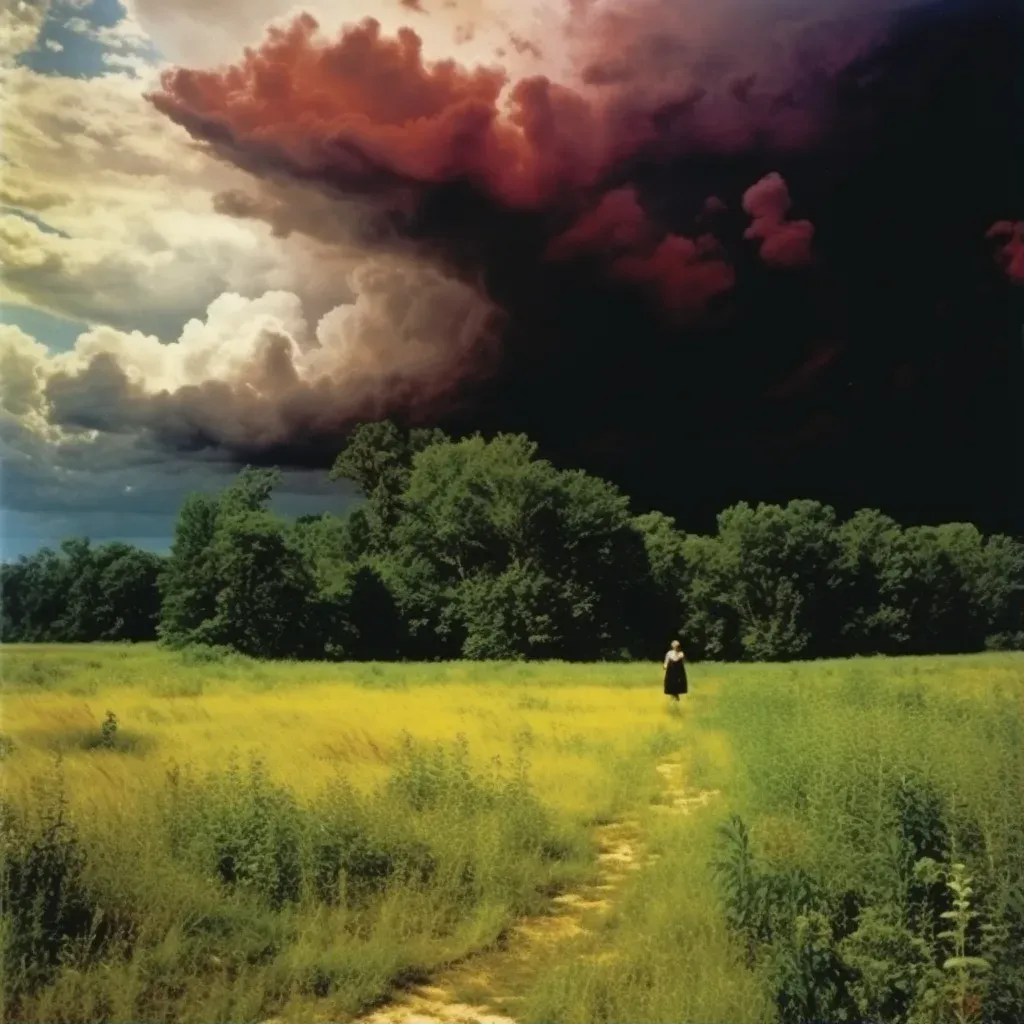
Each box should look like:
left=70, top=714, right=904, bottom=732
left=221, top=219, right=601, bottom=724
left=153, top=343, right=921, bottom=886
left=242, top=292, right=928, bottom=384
left=545, top=188, right=652, bottom=259
left=986, top=220, right=1024, bottom=284
left=742, top=172, right=815, bottom=267
left=545, top=187, right=734, bottom=316
left=150, top=15, right=602, bottom=211
left=149, top=0, right=893, bottom=316
left=145, top=0, right=916, bottom=433
left=614, top=234, right=735, bottom=320
left=151, top=10, right=795, bottom=327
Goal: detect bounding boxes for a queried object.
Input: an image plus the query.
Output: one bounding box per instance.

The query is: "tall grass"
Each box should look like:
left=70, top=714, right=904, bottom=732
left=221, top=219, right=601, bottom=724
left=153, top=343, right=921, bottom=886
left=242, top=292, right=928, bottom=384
left=1, top=644, right=682, bottom=1022
left=2, top=646, right=1022, bottom=1023
left=1, top=739, right=597, bottom=1022
left=518, top=655, right=1024, bottom=1024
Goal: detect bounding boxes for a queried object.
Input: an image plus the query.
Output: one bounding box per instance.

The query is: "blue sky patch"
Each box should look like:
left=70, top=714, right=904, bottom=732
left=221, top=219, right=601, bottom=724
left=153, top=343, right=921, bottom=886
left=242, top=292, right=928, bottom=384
left=18, top=0, right=161, bottom=78
left=0, top=303, right=87, bottom=351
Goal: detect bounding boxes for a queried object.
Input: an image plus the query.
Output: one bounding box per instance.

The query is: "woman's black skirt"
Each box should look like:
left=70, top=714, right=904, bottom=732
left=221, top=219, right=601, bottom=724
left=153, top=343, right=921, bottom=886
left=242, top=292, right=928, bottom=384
left=664, top=660, right=688, bottom=696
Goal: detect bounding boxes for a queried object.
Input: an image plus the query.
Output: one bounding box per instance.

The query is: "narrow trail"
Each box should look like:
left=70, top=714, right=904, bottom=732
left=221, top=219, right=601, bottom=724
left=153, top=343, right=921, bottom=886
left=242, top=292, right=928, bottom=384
left=354, top=757, right=720, bottom=1024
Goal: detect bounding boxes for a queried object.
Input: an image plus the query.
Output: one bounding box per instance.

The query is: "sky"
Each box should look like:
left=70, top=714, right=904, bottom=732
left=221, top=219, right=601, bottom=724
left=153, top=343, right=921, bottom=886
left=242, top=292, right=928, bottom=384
left=1, top=0, right=1021, bottom=561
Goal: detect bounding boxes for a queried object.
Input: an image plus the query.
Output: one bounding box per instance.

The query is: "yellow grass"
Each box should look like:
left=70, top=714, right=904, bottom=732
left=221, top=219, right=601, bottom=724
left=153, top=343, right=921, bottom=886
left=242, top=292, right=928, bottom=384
left=0, top=645, right=719, bottom=826
left=2, top=644, right=1022, bottom=1024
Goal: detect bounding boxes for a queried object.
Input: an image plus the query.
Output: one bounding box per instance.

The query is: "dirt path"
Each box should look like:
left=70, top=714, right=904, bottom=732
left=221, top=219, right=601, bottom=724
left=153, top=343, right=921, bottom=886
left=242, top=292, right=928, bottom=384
left=352, top=758, right=720, bottom=1024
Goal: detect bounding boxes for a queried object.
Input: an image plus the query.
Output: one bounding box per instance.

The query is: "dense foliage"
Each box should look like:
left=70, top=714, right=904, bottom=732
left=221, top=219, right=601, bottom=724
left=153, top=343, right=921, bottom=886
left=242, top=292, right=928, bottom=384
left=3, top=422, right=1023, bottom=658
left=1, top=540, right=164, bottom=643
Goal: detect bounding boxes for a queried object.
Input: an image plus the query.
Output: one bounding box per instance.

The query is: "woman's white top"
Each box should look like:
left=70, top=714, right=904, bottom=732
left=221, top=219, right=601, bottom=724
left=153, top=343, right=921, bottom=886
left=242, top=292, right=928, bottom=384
left=664, top=649, right=684, bottom=667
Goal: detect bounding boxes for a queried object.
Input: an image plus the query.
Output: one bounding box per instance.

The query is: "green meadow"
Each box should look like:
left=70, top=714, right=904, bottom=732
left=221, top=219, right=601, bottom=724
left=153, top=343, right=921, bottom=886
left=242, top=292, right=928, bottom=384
left=2, top=644, right=1023, bottom=1024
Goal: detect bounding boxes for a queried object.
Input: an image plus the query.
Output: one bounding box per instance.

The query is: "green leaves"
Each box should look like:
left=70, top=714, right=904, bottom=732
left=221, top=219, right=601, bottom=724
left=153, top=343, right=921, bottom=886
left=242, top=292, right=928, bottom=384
left=329, top=421, right=450, bottom=557
left=159, top=469, right=322, bottom=659
left=668, top=501, right=1024, bottom=662
left=944, top=956, right=992, bottom=972
left=1, top=539, right=164, bottom=644
left=206, top=510, right=319, bottom=659
left=387, top=433, right=654, bottom=659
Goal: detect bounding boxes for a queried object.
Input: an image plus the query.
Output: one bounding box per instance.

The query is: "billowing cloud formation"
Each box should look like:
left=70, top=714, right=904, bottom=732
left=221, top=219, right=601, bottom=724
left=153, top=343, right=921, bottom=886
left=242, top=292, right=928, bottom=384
left=149, top=15, right=602, bottom=210
left=3, top=262, right=497, bottom=457
left=0, top=315, right=351, bottom=555
left=545, top=187, right=736, bottom=319
left=0, top=63, right=358, bottom=338
left=1, top=0, right=49, bottom=63
left=8, top=0, right=1020, bottom=546
left=147, top=1, right=878, bottom=219
left=134, top=0, right=1024, bottom=468
left=147, top=7, right=843, bottom=338
left=0, top=325, right=51, bottom=424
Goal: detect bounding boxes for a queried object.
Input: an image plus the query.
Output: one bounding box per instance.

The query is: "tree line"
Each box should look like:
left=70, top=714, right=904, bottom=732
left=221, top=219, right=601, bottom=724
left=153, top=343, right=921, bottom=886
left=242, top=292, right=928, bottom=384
left=3, top=422, right=1022, bottom=660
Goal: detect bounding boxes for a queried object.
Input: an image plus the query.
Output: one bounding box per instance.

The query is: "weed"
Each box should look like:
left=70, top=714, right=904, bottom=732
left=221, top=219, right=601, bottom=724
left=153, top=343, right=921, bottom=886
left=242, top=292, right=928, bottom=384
left=99, top=712, right=118, bottom=750
left=938, top=862, right=991, bottom=1024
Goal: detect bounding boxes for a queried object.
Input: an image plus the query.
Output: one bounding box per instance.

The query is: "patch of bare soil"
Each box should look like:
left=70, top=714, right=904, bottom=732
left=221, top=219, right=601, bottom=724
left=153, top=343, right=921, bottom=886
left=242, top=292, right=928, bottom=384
left=653, top=761, right=720, bottom=814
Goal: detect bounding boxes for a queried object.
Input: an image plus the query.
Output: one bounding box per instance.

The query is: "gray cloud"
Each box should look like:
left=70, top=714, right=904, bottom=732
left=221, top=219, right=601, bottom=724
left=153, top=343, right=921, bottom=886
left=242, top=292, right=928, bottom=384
left=3, top=257, right=499, bottom=468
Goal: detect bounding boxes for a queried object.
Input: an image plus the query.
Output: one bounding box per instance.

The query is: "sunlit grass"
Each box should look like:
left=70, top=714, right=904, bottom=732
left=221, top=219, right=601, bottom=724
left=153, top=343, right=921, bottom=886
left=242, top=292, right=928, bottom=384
left=0, top=645, right=704, bottom=825
left=2, top=645, right=1022, bottom=1023
left=0, top=644, right=694, bottom=1021
left=515, top=652, right=1024, bottom=1024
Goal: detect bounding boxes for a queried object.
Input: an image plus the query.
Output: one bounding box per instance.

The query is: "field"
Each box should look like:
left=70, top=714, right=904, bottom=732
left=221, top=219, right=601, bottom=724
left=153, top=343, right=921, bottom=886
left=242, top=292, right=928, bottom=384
left=2, top=646, right=1023, bottom=1024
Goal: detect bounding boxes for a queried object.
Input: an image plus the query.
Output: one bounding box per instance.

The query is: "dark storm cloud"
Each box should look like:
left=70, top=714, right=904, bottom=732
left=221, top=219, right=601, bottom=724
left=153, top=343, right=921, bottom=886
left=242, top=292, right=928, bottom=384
left=125, top=0, right=1024, bottom=537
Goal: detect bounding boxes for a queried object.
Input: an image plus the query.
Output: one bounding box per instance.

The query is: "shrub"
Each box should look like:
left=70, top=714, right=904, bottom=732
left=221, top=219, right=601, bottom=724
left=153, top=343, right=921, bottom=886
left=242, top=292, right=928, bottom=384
left=0, top=774, right=99, bottom=999
left=163, top=758, right=304, bottom=910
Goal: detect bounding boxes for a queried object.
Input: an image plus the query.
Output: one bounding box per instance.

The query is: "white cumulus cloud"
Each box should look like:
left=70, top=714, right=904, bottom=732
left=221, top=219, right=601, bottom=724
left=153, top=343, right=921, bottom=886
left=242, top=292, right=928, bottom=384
left=0, top=64, right=361, bottom=338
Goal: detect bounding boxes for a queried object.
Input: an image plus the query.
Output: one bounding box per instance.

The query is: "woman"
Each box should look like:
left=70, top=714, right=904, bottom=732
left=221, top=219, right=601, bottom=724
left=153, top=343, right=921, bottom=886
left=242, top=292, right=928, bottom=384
left=663, top=639, right=688, bottom=701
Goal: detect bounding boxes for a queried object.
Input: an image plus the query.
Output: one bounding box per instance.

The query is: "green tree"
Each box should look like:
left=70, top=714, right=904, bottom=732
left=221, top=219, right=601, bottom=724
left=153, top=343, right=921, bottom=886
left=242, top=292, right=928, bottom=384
left=389, top=433, right=654, bottom=660
left=1, top=547, right=74, bottom=642
left=343, top=564, right=406, bottom=660
left=713, top=500, right=843, bottom=661
left=457, top=564, right=562, bottom=660
left=288, top=511, right=407, bottom=660
left=52, top=538, right=97, bottom=641
left=975, top=534, right=1024, bottom=648
left=899, top=526, right=978, bottom=655
left=79, top=543, right=164, bottom=641
left=206, top=510, right=319, bottom=659
left=634, top=511, right=702, bottom=652
left=329, top=421, right=448, bottom=556
left=218, top=466, right=280, bottom=518
left=677, top=533, right=743, bottom=661
left=1, top=541, right=163, bottom=643
left=158, top=493, right=222, bottom=648
left=159, top=467, right=287, bottom=650
left=836, top=509, right=912, bottom=655
left=288, top=512, right=352, bottom=592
